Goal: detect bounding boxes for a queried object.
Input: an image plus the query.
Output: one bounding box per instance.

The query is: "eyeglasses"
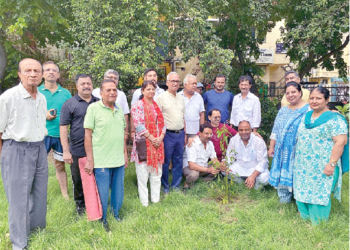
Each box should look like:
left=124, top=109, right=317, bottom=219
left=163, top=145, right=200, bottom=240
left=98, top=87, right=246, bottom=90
left=168, top=80, right=181, bottom=83
left=106, top=76, right=118, bottom=81
left=43, top=68, right=58, bottom=73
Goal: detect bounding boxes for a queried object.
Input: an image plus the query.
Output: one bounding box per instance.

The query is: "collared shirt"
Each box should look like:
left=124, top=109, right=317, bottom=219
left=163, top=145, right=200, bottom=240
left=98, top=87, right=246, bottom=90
left=226, top=133, right=269, bottom=177
left=0, top=83, right=47, bottom=142
left=203, top=89, right=234, bottom=123
left=230, top=91, right=261, bottom=128
left=155, top=91, right=185, bottom=130
left=131, top=85, right=165, bottom=106
left=179, top=90, right=205, bottom=134
left=38, top=83, right=72, bottom=137
left=186, top=137, right=217, bottom=168
left=281, top=87, right=310, bottom=107
left=92, top=88, right=130, bottom=115
left=60, top=94, right=99, bottom=157
left=84, top=100, right=126, bottom=168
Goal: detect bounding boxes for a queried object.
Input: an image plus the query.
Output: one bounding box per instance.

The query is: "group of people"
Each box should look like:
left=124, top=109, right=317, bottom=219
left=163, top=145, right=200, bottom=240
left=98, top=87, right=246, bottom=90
left=0, top=58, right=348, bottom=250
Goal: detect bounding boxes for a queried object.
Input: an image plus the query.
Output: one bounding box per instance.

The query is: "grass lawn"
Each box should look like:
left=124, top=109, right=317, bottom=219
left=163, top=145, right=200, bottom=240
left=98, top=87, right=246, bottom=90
left=0, top=157, right=348, bottom=250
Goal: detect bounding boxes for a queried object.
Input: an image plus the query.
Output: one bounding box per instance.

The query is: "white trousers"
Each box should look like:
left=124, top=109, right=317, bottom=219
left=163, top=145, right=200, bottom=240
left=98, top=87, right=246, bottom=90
left=135, top=162, right=162, bottom=206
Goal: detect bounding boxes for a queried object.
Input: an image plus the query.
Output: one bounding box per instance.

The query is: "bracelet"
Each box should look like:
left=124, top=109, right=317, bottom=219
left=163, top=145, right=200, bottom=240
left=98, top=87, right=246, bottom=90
left=130, top=131, right=135, bottom=133
left=207, top=167, right=209, bottom=173
left=330, top=158, right=337, bottom=163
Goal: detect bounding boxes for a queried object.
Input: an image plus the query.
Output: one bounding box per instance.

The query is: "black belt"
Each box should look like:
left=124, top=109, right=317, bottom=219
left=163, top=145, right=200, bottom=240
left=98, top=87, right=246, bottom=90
left=166, top=128, right=184, bottom=134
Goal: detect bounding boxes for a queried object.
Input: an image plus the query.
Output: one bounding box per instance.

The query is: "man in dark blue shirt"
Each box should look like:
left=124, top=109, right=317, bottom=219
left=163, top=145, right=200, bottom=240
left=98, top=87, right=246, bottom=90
left=203, top=74, right=234, bottom=124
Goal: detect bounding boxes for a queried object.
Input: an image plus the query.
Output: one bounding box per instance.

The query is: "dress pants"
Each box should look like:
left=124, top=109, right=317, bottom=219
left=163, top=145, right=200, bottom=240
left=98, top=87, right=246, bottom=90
left=94, top=166, right=124, bottom=221
left=71, top=155, right=85, bottom=209
left=1, top=140, right=48, bottom=250
left=135, top=162, right=162, bottom=206
left=162, top=130, right=185, bottom=191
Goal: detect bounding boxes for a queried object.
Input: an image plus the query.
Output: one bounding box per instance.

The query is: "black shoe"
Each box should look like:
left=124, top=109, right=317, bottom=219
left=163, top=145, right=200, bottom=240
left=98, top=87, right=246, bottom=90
left=100, top=220, right=110, bottom=232
left=76, top=207, right=86, bottom=216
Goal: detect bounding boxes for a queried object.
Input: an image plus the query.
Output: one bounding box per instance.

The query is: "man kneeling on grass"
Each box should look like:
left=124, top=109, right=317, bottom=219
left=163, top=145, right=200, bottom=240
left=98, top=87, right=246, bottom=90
left=183, top=124, right=226, bottom=191
left=226, top=120, right=270, bottom=189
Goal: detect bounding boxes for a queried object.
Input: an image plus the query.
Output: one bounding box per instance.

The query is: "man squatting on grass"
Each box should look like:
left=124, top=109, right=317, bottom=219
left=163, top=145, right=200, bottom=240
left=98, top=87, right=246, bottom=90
left=225, top=121, right=270, bottom=189
left=84, top=79, right=128, bottom=230
left=0, top=58, right=48, bottom=250
left=183, top=123, right=227, bottom=190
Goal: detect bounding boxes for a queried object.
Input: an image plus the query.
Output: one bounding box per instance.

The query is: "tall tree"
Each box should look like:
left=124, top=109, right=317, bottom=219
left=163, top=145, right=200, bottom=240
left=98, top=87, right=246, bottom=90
left=280, top=0, right=349, bottom=79
left=60, top=0, right=167, bottom=93
left=0, top=0, right=71, bottom=93
left=159, top=0, right=280, bottom=91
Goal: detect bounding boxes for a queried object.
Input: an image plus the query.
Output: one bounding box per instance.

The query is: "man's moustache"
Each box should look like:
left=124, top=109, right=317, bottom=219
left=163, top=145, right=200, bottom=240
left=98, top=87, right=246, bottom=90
left=83, top=88, right=91, bottom=91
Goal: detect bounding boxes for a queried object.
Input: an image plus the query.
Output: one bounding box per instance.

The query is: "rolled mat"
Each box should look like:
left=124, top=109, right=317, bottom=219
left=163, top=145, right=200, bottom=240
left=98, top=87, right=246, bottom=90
left=78, top=157, right=103, bottom=221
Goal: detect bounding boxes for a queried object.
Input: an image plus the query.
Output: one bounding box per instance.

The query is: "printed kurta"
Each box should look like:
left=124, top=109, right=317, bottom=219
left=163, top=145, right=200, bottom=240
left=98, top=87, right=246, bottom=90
left=293, top=115, right=348, bottom=206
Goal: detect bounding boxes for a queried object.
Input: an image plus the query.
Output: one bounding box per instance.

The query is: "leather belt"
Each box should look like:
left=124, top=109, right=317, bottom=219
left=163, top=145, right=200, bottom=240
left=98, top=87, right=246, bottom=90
left=166, top=128, right=184, bottom=134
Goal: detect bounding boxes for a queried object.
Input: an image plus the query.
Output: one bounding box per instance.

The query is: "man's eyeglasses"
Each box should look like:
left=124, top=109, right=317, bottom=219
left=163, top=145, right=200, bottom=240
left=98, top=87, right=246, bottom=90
left=106, top=76, right=118, bottom=81
left=168, top=80, right=181, bottom=83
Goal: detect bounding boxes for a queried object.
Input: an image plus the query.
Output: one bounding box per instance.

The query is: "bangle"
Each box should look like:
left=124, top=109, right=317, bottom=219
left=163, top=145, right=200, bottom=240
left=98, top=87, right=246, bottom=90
left=130, top=131, right=135, bottom=133
left=330, top=158, right=337, bottom=163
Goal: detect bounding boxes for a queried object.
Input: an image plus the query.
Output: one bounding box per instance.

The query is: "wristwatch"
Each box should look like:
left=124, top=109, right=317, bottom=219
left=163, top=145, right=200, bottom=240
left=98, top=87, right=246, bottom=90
left=329, top=162, right=336, bottom=167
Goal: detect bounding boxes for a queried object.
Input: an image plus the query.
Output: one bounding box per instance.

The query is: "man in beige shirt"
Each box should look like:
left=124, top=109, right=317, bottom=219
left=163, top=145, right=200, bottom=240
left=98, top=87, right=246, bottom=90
left=155, top=72, right=185, bottom=193
left=0, top=58, right=48, bottom=250
left=281, top=71, right=310, bottom=107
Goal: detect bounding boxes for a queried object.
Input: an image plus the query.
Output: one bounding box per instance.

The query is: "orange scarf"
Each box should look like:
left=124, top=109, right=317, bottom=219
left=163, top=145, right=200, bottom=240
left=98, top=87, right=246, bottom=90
left=142, top=98, right=165, bottom=172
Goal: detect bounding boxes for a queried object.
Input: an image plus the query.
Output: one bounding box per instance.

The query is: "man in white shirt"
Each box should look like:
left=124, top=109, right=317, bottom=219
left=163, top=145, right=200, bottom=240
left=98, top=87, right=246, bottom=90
left=183, top=124, right=226, bottom=190
left=92, top=69, right=129, bottom=138
left=131, top=68, right=165, bottom=105
left=230, top=75, right=261, bottom=132
left=179, top=74, right=205, bottom=138
left=130, top=68, right=165, bottom=140
left=226, top=121, right=269, bottom=189
left=0, top=58, right=48, bottom=250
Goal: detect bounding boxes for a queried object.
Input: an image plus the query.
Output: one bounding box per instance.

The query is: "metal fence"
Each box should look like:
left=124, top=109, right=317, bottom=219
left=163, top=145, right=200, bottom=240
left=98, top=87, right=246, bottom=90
left=262, top=82, right=349, bottom=103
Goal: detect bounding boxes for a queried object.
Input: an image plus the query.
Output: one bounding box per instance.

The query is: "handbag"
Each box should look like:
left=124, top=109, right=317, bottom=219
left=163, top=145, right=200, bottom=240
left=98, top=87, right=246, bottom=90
left=136, top=138, right=147, bottom=162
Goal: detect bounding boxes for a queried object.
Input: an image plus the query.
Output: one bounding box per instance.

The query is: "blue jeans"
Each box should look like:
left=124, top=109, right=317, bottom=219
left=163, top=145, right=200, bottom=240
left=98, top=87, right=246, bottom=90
left=94, top=166, right=125, bottom=221
left=162, top=130, right=185, bottom=191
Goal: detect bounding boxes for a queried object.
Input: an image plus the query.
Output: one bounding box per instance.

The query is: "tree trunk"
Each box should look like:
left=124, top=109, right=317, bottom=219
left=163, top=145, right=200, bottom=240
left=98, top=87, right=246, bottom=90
left=0, top=42, right=7, bottom=94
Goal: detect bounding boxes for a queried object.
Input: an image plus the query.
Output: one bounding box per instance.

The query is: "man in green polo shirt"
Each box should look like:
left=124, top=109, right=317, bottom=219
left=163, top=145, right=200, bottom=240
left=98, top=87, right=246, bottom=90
left=39, top=61, right=72, bottom=199
left=84, top=79, right=128, bottom=231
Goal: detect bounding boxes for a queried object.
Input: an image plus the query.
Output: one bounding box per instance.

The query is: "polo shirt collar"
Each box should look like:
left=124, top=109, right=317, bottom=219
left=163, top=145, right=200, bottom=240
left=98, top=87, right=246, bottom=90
left=40, top=83, right=62, bottom=94
left=75, top=94, right=99, bottom=103
left=98, top=99, right=119, bottom=112
left=18, top=82, right=35, bottom=99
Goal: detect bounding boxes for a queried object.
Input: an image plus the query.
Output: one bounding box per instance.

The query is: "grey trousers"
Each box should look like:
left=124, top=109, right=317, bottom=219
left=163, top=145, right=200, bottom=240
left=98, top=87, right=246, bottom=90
left=1, top=140, right=48, bottom=250
left=183, top=167, right=215, bottom=185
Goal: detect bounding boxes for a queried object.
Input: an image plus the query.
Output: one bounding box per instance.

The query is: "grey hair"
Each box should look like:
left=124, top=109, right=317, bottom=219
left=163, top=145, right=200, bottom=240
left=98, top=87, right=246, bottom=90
left=285, top=70, right=300, bottom=79
left=183, top=74, right=197, bottom=85
left=104, top=69, right=119, bottom=79
left=43, top=61, right=59, bottom=72
left=166, top=72, right=179, bottom=81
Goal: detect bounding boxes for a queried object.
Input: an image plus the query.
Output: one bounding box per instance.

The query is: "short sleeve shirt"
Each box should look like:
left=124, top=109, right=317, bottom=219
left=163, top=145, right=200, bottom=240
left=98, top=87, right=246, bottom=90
left=203, top=90, right=234, bottom=123
left=0, top=83, right=47, bottom=142
left=60, top=94, right=99, bottom=157
left=155, top=91, right=185, bottom=130
left=84, top=100, right=126, bottom=168
left=186, top=137, right=216, bottom=167
left=39, top=84, right=72, bottom=137
left=179, top=90, right=205, bottom=134
left=92, top=88, right=130, bottom=115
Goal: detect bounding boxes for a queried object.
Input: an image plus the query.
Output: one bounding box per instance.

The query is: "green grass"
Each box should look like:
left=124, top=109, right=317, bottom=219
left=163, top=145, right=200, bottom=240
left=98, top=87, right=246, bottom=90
left=0, top=160, right=348, bottom=250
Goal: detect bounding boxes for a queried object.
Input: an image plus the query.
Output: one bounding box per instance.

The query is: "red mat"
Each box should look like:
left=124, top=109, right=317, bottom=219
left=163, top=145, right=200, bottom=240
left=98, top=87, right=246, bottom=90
left=78, top=157, right=102, bottom=221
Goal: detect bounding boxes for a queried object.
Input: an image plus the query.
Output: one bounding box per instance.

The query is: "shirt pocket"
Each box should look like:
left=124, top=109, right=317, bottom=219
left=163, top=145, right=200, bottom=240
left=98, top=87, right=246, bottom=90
left=243, top=106, right=252, bottom=117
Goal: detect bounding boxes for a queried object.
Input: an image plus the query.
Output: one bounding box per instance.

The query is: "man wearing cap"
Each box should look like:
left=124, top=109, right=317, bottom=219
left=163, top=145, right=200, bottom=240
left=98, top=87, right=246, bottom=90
left=196, top=82, right=204, bottom=95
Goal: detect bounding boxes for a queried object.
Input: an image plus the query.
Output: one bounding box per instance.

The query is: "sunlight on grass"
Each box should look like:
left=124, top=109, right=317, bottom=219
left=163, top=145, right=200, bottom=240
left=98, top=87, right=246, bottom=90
left=0, top=159, right=348, bottom=249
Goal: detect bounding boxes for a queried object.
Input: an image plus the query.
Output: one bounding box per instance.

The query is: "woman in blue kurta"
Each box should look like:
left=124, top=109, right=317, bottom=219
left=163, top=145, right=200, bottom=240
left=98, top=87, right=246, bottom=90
left=268, top=82, right=309, bottom=203
left=293, top=87, right=348, bottom=224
